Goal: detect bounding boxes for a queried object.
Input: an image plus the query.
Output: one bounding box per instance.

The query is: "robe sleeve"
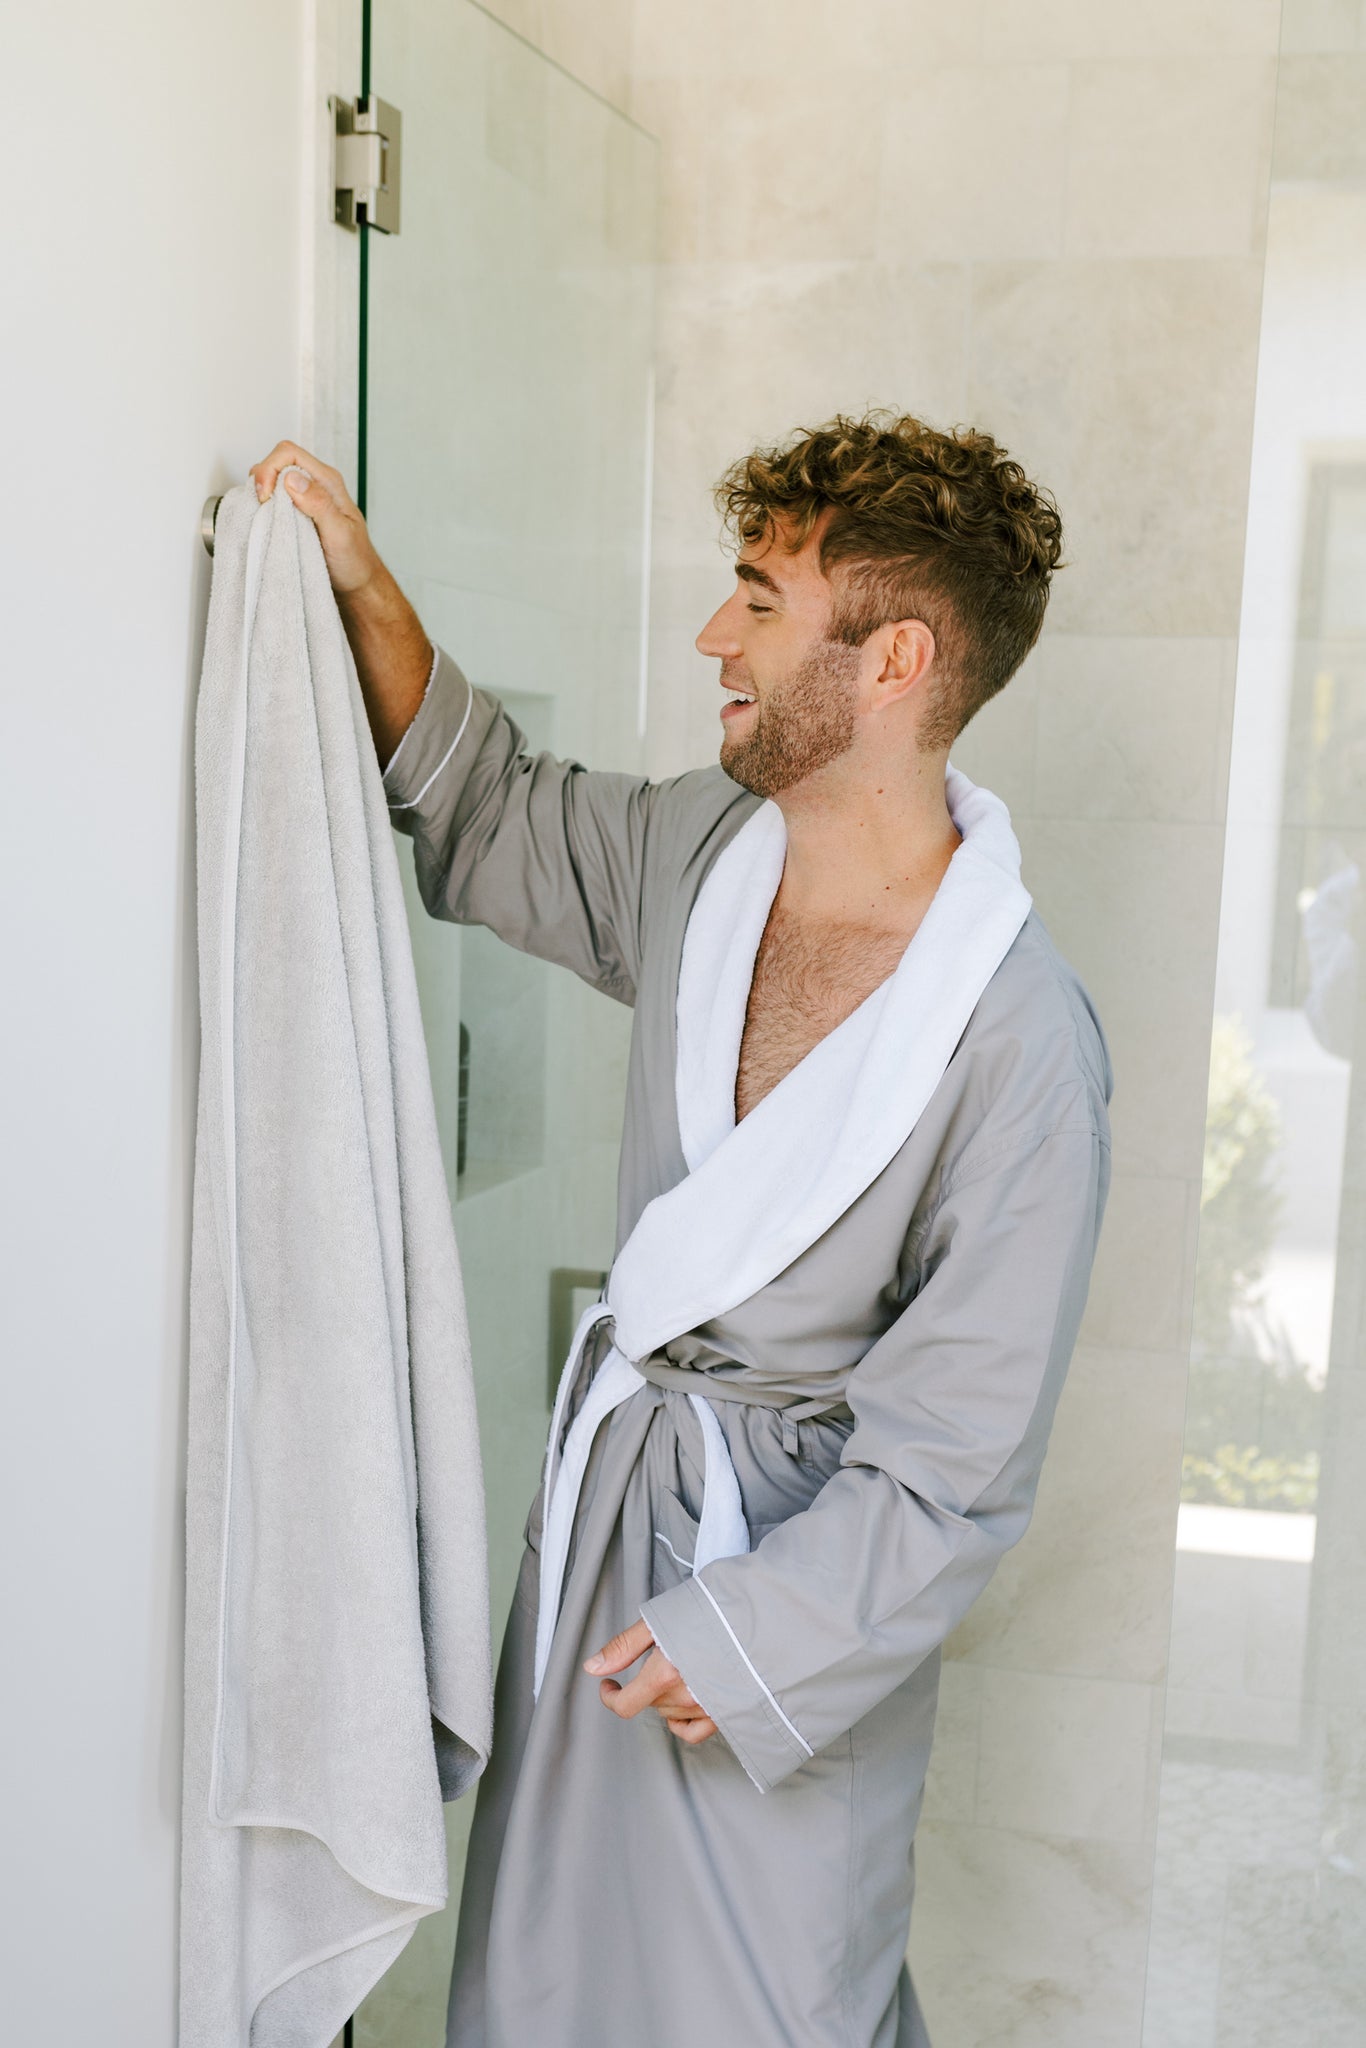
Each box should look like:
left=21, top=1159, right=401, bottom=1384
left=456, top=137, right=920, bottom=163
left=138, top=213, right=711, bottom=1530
left=381, top=643, right=657, bottom=1003
left=639, top=1115, right=1111, bottom=1793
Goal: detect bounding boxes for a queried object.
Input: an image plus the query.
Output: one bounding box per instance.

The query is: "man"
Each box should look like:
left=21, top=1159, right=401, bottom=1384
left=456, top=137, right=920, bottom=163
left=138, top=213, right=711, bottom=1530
left=251, top=413, right=1111, bottom=2048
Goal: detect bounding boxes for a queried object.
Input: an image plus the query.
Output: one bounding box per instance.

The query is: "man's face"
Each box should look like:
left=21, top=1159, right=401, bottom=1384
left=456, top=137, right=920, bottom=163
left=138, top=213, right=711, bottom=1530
left=695, top=518, right=863, bottom=799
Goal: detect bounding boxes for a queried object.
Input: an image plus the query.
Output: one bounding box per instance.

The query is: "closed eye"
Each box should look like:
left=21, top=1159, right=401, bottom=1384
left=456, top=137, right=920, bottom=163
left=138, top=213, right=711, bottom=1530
left=747, top=602, right=774, bottom=614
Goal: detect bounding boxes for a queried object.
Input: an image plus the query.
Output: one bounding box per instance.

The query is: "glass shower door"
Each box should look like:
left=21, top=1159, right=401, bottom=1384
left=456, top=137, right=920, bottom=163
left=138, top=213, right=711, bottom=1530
left=354, top=7, right=657, bottom=2039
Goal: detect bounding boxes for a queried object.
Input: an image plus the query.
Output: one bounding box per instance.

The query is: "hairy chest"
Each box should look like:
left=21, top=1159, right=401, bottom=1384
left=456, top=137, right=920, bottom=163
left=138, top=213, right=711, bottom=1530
left=735, top=911, right=912, bottom=1122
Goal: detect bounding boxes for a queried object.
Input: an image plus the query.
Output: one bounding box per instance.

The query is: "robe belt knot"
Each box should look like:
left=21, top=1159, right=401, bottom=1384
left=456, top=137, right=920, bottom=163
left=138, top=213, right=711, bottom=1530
left=535, top=1308, right=856, bottom=1698
left=634, top=1354, right=852, bottom=1461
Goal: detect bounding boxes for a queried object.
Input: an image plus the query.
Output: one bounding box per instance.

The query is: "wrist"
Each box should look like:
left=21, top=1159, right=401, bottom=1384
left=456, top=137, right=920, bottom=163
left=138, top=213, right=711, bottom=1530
left=335, top=554, right=400, bottom=621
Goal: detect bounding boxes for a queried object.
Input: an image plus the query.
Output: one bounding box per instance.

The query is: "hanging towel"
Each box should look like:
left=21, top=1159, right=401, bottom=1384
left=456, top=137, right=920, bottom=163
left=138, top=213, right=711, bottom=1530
left=181, top=480, right=491, bottom=2048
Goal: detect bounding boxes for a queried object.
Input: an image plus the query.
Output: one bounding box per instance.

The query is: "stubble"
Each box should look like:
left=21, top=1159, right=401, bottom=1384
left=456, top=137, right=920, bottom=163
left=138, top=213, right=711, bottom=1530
left=720, top=640, right=862, bottom=798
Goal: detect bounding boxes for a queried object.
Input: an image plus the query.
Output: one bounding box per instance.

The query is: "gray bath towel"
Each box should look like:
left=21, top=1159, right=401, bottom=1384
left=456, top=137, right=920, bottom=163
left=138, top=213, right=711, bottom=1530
left=181, top=481, right=490, bottom=2047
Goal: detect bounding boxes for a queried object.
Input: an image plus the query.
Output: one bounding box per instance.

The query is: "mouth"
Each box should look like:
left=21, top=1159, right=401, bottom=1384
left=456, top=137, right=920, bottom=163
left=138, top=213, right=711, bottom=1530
left=720, top=690, right=757, bottom=724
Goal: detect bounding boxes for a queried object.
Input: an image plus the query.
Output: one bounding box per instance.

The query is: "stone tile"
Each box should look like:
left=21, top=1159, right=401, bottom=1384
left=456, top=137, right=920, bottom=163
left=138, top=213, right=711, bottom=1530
left=1140, top=1752, right=1363, bottom=2045
left=911, top=1823, right=1152, bottom=2047
left=1272, top=54, right=1366, bottom=180
left=922, top=1659, right=983, bottom=1824
left=974, top=1669, right=1161, bottom=1842
left=877, top=65, right=1070, bottom=263
left=689, top=79, right=886, bottom=264
left=1164, top=1686, right=1305, bottom=1747
left=980, top=0, right=1282, bottom=58
left=1167, top=1552, right=1256, bottom=1696
left=1064, top=61, right=1277, bottom=260
left=1021, top=818, right=1225, bottom=1182
left=625, top=78, right=713, bottom=262
left=1215, top=1862, right=1366, bottom=2045
left=968, top=259, right=1265, bottom=638
left=649, top=258, right=971, bottom=502
left=1279, top=0, right=1366, bottom=52
left=1032, top=635, right=1235, bottom=825
left=949, top=644, right=1040, bottom=821
left=1080, top=1171, right=1193, bottom=1354
left=947, top=1346, right=1187, bottom=1685
left=631, top=0, right=986, bottom=76
left=481, top=0, right=634, bottom=111
left=857, top=0, right=987, bottom=67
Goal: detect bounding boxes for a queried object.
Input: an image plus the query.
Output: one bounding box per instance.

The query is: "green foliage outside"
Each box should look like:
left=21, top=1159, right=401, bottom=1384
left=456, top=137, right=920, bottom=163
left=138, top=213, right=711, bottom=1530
left=1181, top=1016, right=1323, bottom=1514
left=1182, top=1445, right=1321, bottom=1511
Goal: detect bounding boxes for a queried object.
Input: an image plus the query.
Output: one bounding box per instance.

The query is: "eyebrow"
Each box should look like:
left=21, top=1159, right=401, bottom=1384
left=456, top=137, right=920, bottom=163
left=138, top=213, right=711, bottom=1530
left=735, top=561, right=784, bottom=596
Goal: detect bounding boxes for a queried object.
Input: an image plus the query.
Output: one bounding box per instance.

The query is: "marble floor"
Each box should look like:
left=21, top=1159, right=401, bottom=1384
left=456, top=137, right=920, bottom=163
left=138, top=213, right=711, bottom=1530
left=1143, top=1756, right=1366, bottom=2047
left=1142, top=1517, right=1366, bottom=2046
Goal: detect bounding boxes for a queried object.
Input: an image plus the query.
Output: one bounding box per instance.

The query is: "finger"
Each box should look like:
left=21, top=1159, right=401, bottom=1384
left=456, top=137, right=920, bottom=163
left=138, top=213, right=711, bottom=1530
left=650, top=1679, right=701, bottom=1715
left=667, top=1717, right=718, bottom=1745
left=250, top=441, right=343, bottom=504
left=584, top=1619, right=654, bottom=1678
left=599, top=1671, right=663, bottom=1721
left=249, top=441, right=309, bottom=501
left=279, top=466, right=329, bottom=520
left=600, top=1649, right=676, bottom=1721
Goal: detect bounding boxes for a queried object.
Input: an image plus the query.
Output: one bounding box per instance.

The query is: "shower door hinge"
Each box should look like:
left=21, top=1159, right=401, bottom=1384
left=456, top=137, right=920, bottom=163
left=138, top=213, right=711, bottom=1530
left=332, top=94, right=402, bottom=234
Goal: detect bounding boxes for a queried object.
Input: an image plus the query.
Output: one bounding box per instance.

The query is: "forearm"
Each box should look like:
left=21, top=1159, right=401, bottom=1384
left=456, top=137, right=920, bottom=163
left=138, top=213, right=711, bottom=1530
left=245, top=442, right=432, bottom=768
left=336, top=564, right=433, bottom=770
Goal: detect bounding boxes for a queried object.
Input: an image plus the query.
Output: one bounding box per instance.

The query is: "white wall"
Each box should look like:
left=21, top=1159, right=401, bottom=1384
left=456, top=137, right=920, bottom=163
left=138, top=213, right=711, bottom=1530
left=0, top=5, right=314, bottom=2039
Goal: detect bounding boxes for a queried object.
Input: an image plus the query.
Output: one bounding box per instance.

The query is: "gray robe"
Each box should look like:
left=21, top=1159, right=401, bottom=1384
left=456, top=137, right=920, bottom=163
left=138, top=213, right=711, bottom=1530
left=385, top=648, right=1113, bottom=2048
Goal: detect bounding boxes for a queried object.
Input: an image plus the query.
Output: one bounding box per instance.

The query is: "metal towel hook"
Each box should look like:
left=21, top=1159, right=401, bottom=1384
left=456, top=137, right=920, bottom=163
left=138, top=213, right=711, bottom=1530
left=201, top=494, right=223, bottom=557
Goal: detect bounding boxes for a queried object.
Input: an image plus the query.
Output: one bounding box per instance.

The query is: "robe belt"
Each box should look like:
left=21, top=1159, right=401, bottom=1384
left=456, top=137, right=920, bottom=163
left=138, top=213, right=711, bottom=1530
left=534, top=1308, right=851, bottom=1697
left=634, top=1355, right=853, bottom=1459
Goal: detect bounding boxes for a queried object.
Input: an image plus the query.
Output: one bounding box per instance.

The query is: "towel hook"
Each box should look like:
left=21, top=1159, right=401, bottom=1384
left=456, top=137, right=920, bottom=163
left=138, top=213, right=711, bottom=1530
left=201, top=494, right=223, bottom=557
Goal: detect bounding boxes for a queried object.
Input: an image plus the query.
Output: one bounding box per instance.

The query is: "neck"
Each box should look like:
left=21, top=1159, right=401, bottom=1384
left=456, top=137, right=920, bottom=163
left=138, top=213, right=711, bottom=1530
left=772, top=749, right=960, bottom=927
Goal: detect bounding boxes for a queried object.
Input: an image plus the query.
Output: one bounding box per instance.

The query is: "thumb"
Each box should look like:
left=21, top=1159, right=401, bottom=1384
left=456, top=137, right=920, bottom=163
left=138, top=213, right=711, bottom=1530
left=584, top=1620, right=654, bottom=1676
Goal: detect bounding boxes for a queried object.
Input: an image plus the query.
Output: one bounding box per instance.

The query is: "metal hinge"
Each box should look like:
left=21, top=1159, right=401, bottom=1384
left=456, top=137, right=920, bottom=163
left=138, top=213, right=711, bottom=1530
left=332, top=94, right=402, bottom=235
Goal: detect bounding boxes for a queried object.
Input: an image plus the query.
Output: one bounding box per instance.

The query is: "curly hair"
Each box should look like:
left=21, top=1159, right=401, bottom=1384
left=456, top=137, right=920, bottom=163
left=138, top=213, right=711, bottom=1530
left=714, top=411, right=1064, bottom=749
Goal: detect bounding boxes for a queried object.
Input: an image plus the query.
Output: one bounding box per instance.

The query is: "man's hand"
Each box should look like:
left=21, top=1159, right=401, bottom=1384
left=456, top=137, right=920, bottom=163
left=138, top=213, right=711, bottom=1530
left=247, top=440, right=433, bottom=765
left=249, top=441, right=380, bottom=598
left=585, top=1620, right=719, bottom=1746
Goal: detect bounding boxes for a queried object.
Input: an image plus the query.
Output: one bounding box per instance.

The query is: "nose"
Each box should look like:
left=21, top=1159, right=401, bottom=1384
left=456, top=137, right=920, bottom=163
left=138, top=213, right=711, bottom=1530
left=695, top=596, right=741, bottom=660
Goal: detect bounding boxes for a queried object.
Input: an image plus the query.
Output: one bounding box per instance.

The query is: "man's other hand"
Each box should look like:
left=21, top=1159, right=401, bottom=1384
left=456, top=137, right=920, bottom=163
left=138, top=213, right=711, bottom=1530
left=585, top=1619, right=719, bottom=1746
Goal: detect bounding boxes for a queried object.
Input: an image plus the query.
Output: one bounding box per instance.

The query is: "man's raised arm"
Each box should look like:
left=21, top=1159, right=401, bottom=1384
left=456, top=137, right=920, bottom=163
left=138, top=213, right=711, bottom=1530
left=248, top=440, right=659, bottom=1003
left=250, top=441, right=432, bottom=765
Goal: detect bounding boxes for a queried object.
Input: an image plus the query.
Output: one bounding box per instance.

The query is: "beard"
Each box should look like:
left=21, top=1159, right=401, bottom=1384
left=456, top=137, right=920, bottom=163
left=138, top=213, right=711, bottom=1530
left=719, top=640, right=861, bottom=798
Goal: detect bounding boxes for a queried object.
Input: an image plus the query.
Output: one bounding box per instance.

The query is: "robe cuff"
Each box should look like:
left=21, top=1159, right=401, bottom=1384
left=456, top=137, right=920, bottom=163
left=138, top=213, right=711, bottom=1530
left=640, top=1573, right=815, bottom=1795
left=382, top=643, right=476, bottom=809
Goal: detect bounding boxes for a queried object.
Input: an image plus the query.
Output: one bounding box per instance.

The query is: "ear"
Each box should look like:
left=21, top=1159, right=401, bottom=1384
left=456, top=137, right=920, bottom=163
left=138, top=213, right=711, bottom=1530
left=870, top=619, right=936, bottom=710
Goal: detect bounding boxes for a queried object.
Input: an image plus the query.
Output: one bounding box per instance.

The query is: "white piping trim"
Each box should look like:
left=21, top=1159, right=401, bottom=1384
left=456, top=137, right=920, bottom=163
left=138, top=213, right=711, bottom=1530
left=386, top=672, right=475, bottom=812
left=691, top=1576, right=813, bottom=1758
left=380, top=640, right=441, bottom=783
left=534, top=1329, right=644, bottom=1698
left=640, top=1602, right=770, bottom=1793
left=653, top=1530, right=694, bottom=1573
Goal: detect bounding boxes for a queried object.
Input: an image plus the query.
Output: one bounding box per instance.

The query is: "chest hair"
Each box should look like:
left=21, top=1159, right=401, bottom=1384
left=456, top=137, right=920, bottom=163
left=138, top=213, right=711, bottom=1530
left=735, top=907, right=912, bottom=1122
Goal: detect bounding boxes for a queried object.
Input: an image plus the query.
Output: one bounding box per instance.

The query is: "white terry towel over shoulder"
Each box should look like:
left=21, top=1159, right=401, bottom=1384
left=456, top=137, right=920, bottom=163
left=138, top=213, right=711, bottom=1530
left=181, top=480, right=491, bottom=2047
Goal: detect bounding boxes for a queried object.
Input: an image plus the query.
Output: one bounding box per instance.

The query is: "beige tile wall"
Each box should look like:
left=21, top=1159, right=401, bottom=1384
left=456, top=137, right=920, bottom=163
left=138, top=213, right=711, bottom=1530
left=623, top=4, right=1282, bottom=2042
left=368, top=0, right=1284, bottom=2037
left=475, top=0, right=635, bottom=112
